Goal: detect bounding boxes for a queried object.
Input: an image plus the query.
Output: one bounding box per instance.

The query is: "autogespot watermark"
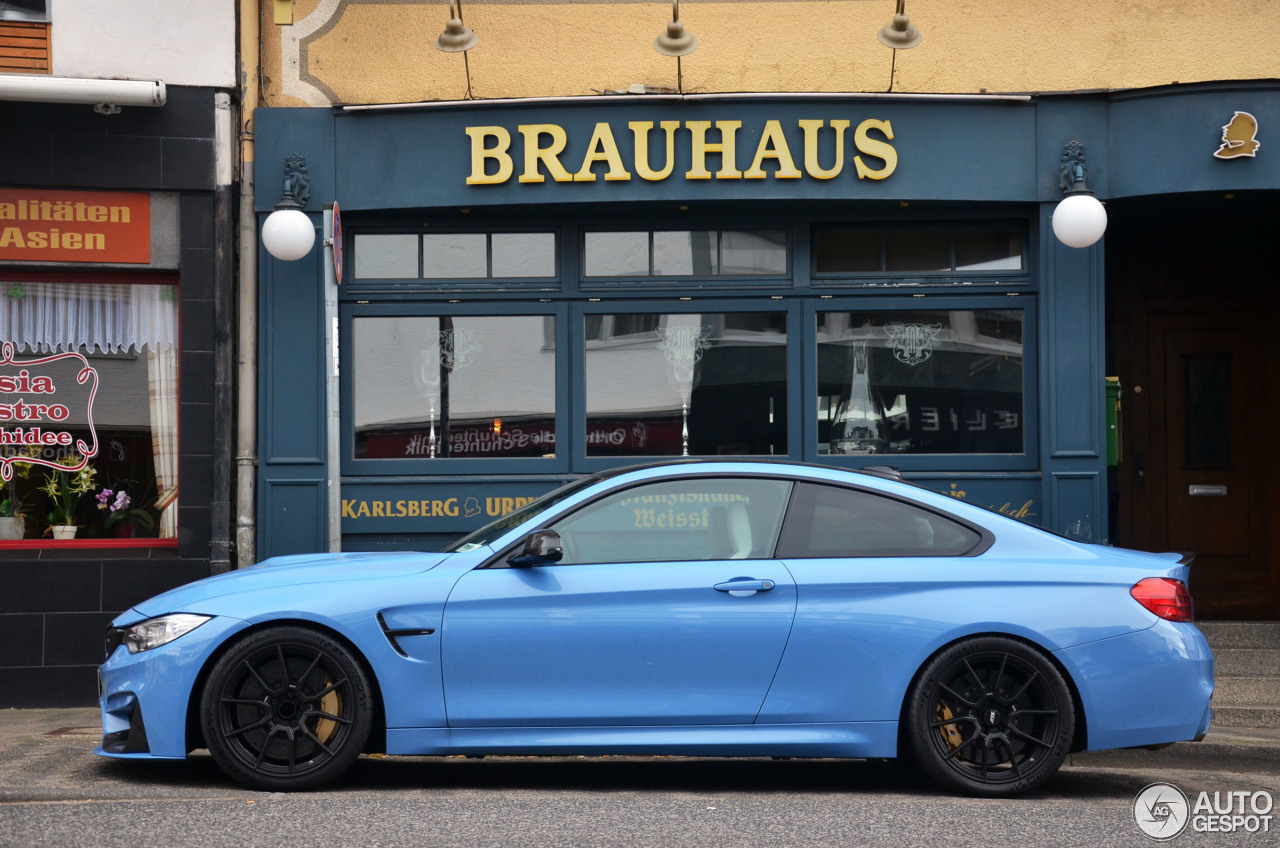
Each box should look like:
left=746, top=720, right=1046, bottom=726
left=1134, top=782, right=1274, bottom=840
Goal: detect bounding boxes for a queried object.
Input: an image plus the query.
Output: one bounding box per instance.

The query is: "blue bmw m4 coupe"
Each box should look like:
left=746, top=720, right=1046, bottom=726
left=98, top=460, right=1213, bottom=796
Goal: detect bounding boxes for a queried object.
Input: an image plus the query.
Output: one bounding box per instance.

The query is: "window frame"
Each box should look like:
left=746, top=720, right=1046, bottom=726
left=346, top=226, right=562, bottom=294
left=802, top=294, right=1038, bottom=473
left=340, top=300, right=572, bottom=476
left=810, top=221, right=1031, bottom=289
left=580, top=226, right=791, bottom=291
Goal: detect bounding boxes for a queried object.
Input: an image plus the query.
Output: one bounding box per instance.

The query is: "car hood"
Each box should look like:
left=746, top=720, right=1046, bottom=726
left=129, top=551, right=450, bottom=620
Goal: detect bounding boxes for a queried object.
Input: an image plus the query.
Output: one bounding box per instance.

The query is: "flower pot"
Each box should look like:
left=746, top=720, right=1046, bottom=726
left=51, top=524, right=78, bottom=540
left=0, top=516, right=23, bottom=540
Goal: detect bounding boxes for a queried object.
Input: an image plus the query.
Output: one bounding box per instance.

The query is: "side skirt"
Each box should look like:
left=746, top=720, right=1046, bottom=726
left=385, top=722, right=899, bottom=759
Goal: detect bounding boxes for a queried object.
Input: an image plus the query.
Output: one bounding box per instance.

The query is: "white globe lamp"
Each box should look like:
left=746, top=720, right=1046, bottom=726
left=1052, top=193, right=1108, bottom=249
left=1053, top=140, right=1107, bottom=249
left=262, top=208, right=316, bottom=261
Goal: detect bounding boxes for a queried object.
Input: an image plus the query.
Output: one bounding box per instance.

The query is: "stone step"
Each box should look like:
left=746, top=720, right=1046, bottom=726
left=1213, top=677, right=1280, bottom=705
left=1212, top=706, right=1280, bottom=729
left=1197, top=621, right=1280, bottom=649
left=1213, top=648, right=1280, bottom=677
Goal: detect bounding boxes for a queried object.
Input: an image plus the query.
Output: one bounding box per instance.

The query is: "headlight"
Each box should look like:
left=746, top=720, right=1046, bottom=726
left=113, top=614, right=212, bottom=655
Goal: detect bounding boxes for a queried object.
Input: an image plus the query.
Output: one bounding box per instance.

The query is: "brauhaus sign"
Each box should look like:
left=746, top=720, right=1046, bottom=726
left=464, top=118, right=899, bottom=185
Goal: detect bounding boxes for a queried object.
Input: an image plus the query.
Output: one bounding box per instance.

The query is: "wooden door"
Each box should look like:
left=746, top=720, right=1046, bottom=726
left=1122, top=308, right=1277, bottom=619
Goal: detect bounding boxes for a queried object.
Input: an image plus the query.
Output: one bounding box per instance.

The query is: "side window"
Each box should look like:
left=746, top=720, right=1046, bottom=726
left=777, top=482, right=981, bottom=558
left=550, top=477, right=793, bottom=564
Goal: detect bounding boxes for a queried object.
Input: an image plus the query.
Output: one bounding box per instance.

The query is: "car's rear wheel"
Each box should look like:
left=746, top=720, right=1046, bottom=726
left=200, top=626, right=372, bottom=791
left=905, top=636, right=1074, bottom=796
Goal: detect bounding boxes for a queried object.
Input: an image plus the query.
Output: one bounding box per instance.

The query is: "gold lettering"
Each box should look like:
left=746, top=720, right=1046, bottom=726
left=517, top=124, right=573, bottom=184
left=0, top=227, right=24, bottom=248
left=853, top=119, right=898, bottom=180
left=372, top=501, right=385, bottom=517
left=342, top=499, right=357, bottom=519
left=109, top=206, right=130, bottom=224
left=395, top=500, right=408, bottom=517
left=573, top=122, right=632, bottom=182
left=686, top=120, right=743, bottom=180
left=0, top=203, right=14, bottom=220
left=355, top=501, right=370, bottom=518
left=444, top=497, right=459, bottom=517
left=630, top=120, right=680, bottom=181
left=465, top=126, right=514, bottom=185
left=800, top=119, right=849, bottom=180
left=744, top=120, right=802, bottom=180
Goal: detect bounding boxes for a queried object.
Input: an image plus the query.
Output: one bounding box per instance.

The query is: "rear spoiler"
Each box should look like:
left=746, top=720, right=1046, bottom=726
left=1176, top=552, right=1196, bottom=567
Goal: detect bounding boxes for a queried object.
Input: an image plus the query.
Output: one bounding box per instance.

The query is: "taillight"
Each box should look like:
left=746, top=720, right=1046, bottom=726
left=1130, top=577, right=1194, bottom=622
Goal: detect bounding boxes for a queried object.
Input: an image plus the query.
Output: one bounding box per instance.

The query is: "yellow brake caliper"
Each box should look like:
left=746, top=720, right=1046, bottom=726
left=936, top=701, right=964, bottom=749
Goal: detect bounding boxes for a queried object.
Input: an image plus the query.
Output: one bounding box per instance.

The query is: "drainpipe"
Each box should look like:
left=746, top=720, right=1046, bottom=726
left=235, top=0, right=260, bottom=568
left=212, top=92, right=234, bottom=574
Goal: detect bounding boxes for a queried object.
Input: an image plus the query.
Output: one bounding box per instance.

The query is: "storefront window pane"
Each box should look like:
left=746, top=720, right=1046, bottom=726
left=585, top=312, right=787, bottom=456
left=584, top=232, right=648, bottom=277
left=955, top=230, right=1022, bottom=271
left=885, top=231, right=951, bottom=272
left=422, top=233, right=487, bottom=278
left=817, top=309, right=1023, bottom=455
left=814, top=231, right=881, bottom=273
left=492, top=232, right=556, bottom=278
left=355, top=234, right=419, bottom=278
left=720, top=230, right=787, bottom=275
left=0, top=281, right=179, bottom=541
left=653, top=231, right=718, bottom=275
left=352, top=315, right=557, bottom=459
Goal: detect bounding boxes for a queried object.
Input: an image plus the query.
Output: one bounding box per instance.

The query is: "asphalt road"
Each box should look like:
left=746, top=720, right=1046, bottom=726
left=2, top=709, right=1278, bottom=848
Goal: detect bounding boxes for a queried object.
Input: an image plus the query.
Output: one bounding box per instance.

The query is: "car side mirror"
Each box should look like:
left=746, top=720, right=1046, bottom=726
left=509, top=529, right=564, bottom=568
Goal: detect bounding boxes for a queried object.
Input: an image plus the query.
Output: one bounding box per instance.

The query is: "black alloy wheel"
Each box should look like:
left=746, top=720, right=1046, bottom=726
left=201, top=626, right=373, bottom=791
left=905, top=636, right=1074, bottom=796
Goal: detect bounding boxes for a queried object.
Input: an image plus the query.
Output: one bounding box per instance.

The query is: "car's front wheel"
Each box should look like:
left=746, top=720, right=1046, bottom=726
left=200, top=626, right=373, bottom=791
left=905, top=636, right=1075, bottom=796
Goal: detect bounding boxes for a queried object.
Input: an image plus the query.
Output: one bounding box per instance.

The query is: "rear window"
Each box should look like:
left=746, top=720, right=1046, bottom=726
left=776, top=482, right=982, bottom=558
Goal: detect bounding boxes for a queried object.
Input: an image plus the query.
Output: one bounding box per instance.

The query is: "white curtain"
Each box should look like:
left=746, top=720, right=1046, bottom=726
left=147, top=347, right=179, bottom=538
left=0, top=282, right=178, bottom=353
left=2, top=282, right=179, bottom=537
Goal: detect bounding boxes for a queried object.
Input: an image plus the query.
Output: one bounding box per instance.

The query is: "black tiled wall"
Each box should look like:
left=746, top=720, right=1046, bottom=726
left=0, top=85, right=223, bottom=707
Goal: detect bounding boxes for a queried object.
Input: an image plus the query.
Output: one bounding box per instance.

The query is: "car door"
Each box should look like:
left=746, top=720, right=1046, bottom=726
left=440, top=475, right=797, bottom=727
left=758, top=481, right=988, bottom=724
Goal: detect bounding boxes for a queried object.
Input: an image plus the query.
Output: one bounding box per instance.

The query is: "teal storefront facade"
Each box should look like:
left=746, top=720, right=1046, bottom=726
left=253, top=83, right=1280, bottom=619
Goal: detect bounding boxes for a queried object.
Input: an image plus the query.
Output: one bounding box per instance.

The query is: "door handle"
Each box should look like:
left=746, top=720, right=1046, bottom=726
left=714, top=578, right=776, bottom=594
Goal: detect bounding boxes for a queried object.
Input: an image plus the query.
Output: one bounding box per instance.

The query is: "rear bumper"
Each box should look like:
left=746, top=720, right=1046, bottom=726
left=1056, top=620, right=1214, bottom=751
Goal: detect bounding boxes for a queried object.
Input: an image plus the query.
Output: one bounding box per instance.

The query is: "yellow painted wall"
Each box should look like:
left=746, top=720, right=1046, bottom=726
left=262, top=1, right=1280, bottom=107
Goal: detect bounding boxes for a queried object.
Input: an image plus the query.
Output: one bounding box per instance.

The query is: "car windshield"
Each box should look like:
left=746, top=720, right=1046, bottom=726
left=443, top=474, right=606, bottom=553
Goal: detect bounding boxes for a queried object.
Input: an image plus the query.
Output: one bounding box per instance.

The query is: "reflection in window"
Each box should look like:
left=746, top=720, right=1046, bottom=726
left=354, top=234, right=418, bottom=278
left=814, top=228, right=1023, bottom=275
left=585, top=313, right=787, bottom=457
left=551, top=476, right=793, bottom=563
left=355, top=232, right=556, bottom=280
left=817, top=310, right=1023, bottom=455
left=585, top=230, right=786, bottom=278
left=422, top=233, right=487, bottom=278
left=0, top=281, right=179, bottom=540
left=353, top=315, right=556, bottom=459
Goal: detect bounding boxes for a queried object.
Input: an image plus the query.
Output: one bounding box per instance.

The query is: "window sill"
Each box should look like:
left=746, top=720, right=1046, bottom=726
left=0, top=538, right=178, bottom=550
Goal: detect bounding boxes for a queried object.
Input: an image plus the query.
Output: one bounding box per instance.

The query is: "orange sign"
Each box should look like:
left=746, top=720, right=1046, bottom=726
left=0, top=188, right=150, bottom=264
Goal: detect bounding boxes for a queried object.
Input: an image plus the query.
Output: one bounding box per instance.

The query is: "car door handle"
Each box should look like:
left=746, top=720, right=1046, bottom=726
left=714, top=578, right=776, bottom=593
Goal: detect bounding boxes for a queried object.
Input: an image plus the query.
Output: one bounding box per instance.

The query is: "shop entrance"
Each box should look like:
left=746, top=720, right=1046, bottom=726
left=1111, top=195, right=1280, bottom=620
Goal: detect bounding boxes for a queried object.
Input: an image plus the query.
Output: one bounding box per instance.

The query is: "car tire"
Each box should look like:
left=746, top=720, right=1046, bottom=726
left=905, top=636, right=1074, bottom=797
left=200, top=626, right=373, bottom=791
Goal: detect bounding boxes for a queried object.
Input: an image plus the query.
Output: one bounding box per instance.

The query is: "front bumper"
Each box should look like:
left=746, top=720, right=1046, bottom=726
left=96, top=614, right=246, bottom=760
